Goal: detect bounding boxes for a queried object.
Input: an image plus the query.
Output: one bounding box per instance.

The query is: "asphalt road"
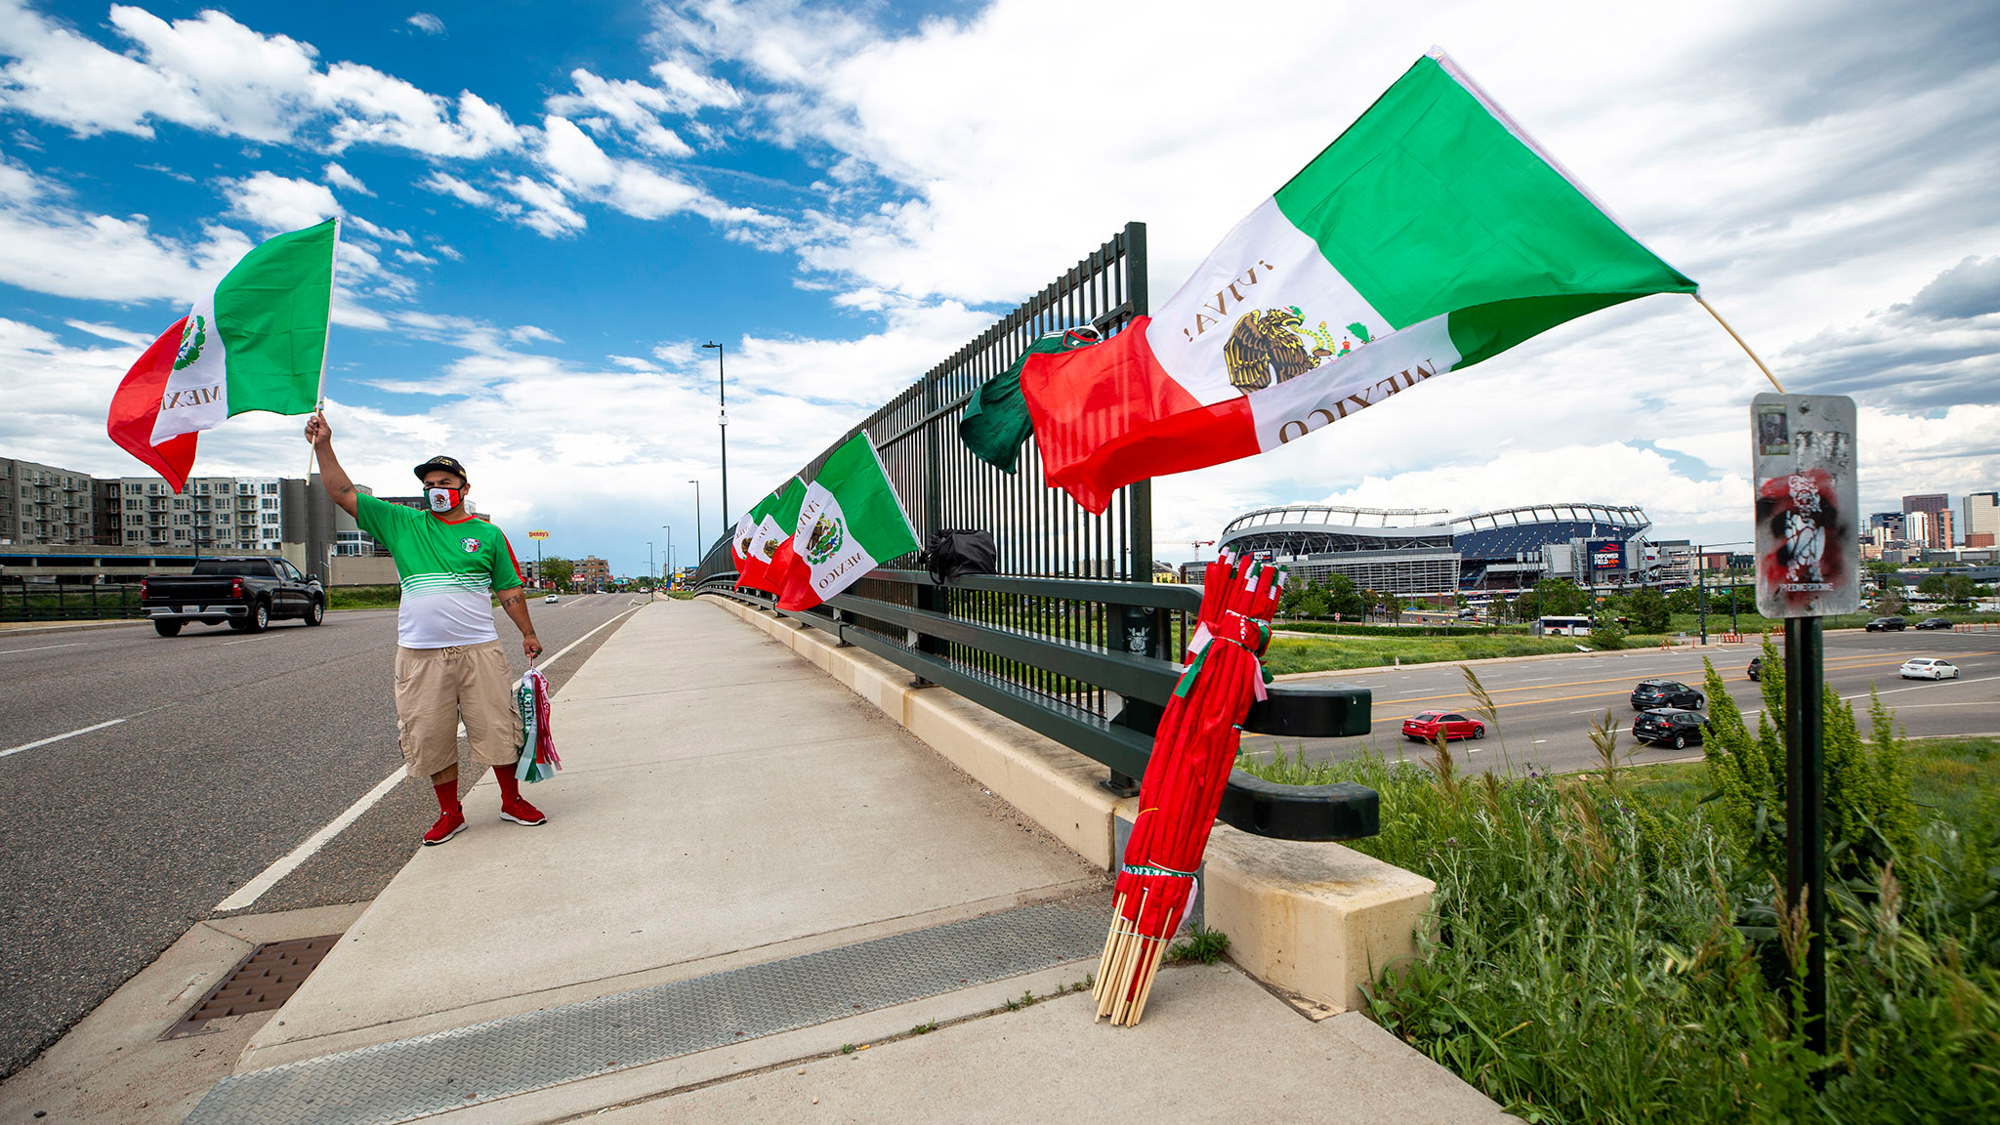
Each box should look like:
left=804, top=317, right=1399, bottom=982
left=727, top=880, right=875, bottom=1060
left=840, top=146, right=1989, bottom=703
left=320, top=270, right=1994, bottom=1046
left=0, top=592, right=648, bottom=1080
left=1246, top=628, right=2000, bottom=775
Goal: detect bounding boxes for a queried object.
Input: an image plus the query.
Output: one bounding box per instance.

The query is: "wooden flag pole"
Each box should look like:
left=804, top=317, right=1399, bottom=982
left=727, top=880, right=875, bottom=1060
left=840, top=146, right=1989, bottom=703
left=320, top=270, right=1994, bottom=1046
left=1694, top=295, right=1785, bottom=393
left=307, top=216, right=343, bottom=479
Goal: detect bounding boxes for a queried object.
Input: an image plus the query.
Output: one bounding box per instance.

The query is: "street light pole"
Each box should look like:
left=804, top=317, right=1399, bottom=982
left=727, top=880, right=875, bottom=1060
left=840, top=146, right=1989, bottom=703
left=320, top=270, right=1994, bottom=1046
left=701, top=342, right=728, bottom=523
left=689, top=480, right=701, bottom=557
left=662, top=525, right=672, bottom=585
left=647, top=542, right=653, bottom=588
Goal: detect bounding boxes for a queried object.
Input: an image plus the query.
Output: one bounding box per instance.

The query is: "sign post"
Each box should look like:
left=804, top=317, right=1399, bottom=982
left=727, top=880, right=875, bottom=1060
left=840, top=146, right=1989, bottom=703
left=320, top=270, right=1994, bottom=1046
left=528, top=530, right=550, bottom=588
left=1750, top=393, right=1859, bottom=1068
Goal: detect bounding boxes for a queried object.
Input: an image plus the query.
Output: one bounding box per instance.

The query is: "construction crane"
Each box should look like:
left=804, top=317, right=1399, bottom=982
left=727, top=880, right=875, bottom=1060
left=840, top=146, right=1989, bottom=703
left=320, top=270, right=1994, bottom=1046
left=1189, top=540, right=1216, bottom=564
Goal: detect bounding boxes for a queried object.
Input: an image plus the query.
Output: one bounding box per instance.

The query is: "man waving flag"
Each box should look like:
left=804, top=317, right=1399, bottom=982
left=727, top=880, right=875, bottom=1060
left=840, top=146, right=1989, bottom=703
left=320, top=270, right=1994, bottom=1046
left=1019, top=51, right=1697, bottom=513
left=107, top=218, right=339, bottom=490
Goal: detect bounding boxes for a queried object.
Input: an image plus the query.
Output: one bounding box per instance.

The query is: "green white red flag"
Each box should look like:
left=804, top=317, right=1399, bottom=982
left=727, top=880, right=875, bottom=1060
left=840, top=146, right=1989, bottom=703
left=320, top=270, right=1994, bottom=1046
left=106, top=218, right=339, bottom=491
left=773, top=433, right=919, bottom=611
left=1019, top=51, right=1697, bottom=513
left=741, top=478, right=806, bottom=593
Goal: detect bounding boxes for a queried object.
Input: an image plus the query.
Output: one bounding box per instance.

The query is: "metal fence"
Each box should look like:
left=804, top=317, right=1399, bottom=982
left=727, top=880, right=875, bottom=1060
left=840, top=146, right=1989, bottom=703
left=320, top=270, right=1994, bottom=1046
left=693, top=225, right=1377, bottom=841
left=1, top=577, right=146, bottom=622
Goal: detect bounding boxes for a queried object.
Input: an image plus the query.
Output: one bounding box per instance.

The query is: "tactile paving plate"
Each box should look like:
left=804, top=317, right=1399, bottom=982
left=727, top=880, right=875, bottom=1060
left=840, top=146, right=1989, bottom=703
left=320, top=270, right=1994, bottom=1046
left=184, top=897, right=1108, bottom=1125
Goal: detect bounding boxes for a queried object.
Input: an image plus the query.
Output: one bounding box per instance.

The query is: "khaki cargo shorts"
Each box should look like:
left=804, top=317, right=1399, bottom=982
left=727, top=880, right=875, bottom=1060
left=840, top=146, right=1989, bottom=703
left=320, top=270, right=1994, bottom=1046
left=393, top=642, right=524, bottom=780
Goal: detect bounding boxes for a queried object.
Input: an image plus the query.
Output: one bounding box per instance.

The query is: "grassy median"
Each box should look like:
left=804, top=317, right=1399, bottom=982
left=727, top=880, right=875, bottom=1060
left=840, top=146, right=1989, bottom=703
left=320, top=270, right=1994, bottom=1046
left=1265, top=633, right=1588, bottom=674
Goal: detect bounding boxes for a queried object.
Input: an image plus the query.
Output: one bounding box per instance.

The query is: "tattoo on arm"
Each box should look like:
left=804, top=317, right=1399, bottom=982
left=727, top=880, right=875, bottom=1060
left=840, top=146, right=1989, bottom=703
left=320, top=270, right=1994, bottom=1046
left=498, top=590, right=522, bottom=605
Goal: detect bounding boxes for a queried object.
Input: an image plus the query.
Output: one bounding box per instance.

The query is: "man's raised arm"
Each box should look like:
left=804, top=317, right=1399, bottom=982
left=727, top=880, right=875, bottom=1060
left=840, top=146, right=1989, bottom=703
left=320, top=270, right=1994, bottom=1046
left=303, top=412, right=359, bottom=518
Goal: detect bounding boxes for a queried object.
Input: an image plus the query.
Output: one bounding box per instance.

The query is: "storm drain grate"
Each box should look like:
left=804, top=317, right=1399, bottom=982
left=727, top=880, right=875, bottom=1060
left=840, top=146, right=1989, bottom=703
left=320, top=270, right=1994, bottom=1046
left=166, top=934, right=344, bottom=1039
left=182, top=897, right=1107, bottom=1125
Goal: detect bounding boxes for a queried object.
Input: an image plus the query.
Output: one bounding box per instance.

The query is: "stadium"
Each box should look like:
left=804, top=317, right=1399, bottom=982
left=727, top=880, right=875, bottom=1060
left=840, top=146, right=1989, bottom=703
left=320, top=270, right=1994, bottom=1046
left=1215, top=503, right=1655, bottom=598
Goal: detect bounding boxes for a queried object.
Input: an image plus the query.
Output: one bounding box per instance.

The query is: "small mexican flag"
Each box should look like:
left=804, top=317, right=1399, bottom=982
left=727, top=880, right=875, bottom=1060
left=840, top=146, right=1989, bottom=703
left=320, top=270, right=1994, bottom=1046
left=773, top=433, right=919, bottom=611
left=740, top=478, right=806, bottom=593
left=106, top=218, right=339, bottom=490
left=1019, top=51, right=1696, bottom=513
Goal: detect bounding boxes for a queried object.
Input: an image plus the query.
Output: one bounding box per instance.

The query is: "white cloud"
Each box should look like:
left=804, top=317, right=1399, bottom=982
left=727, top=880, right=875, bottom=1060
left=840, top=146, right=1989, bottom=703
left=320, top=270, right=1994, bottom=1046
left=323, top=161, right=371, bottom=195
left=64, top=318, right=153, bottom=346
left=407, top=13, right=446, bottom=36
left=394, top=248, right=437, bottom=265
left=547, top=70, right=696, bottom=156
left=499, top=175, right=586, bottom=237
left=509, top=325, right=559, bottom=343
left=226, top=171, right=337, bottom=233
left=345, top=213, right=413, bottom=244
left=0, top=3, right=520, bottom=158
left=417, top=171, right=493, bottom=207
left=0, top=154, right=253, bottom=301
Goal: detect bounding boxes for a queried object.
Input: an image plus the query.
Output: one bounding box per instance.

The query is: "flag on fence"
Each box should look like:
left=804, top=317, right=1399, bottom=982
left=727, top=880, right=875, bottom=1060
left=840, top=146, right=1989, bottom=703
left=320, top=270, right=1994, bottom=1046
left=741, top=477, right=806, bottom=593
left=107, top=218, right=339, bottom=489
left=1018, top=51, right=1696, bottom=513
left=773, top=433, right=919, bottom=611
left=958, top=326, right=1100, bottom=474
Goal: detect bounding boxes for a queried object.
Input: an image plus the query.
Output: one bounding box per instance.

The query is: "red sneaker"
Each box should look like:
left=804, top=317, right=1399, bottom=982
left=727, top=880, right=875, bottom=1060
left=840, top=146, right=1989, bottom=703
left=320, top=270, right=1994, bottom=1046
left=500, top=797, right=546, bottom=826
left=422, top=808, right=466, bottom=846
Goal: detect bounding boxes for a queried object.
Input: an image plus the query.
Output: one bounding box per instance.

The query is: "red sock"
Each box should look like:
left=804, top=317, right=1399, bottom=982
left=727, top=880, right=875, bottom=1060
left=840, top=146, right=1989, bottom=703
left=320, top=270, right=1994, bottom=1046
left=493, top=764, right=521, bottom=804
left=433, top=779, right=461, bottom=816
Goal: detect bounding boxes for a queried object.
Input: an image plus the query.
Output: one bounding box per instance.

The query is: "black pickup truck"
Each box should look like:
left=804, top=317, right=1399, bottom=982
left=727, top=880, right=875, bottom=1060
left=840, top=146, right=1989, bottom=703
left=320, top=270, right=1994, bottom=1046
left=140, top=557, right=326, bottom=637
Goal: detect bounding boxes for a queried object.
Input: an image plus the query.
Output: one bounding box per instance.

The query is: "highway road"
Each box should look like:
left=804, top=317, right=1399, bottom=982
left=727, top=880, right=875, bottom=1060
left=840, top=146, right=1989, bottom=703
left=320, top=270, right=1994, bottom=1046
left=0, top=592, right=647, bottom=1079
left=1247, top=629, right=2000, bottom=776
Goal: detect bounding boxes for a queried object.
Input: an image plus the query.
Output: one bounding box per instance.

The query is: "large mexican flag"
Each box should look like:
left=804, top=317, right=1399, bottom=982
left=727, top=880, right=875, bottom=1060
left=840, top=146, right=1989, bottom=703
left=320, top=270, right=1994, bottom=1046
left=1019, top=52, right=1696, bottom=513
left=107, top=219, right=339, bottom=489
left=741, top=478, right=806, bottom=593
left=773, top=433, right=919, bottom=611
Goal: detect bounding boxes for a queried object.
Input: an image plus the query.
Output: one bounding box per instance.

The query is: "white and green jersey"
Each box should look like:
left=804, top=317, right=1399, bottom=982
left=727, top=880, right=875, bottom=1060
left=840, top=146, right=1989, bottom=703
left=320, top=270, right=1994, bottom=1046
left=356, top=494, right=525, bottom=649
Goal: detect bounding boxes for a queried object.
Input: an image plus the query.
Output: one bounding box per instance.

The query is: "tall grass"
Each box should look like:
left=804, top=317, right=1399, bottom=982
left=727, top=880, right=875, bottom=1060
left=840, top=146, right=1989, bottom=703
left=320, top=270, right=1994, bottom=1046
left=1265, top=634, right=1584, bottom=674
left=1236, top=726, right=2000, bottom=1122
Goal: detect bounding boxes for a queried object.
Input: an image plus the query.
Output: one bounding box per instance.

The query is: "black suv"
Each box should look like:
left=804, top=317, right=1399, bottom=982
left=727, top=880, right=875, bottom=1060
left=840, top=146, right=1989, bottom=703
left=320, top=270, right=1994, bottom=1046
left=1634, top=708, right=1707, bottom=749
left=1865, top=616, right=1907, bottom=631
left=1631, top=679, right=1705, bottom=711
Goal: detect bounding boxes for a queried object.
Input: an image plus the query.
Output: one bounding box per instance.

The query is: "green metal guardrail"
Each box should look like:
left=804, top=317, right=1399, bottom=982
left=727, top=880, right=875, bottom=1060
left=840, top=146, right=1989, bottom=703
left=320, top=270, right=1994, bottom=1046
left=698, top=570, right=1377, bottom=842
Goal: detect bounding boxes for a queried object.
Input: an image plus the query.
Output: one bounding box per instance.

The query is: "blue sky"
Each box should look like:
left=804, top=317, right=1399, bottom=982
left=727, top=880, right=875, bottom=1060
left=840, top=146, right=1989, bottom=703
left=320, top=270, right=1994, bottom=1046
left=3, top=0, right=1997, bottom=578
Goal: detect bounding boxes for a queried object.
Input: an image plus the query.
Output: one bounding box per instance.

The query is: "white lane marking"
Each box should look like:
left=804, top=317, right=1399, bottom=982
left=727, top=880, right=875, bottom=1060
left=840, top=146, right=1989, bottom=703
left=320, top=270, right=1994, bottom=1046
left=1, top=718, right=127, bottom=759
left=222, top=639, right=256, bottom=647
left=0, top=642, right=86, bottom=656
left=215, top=767, right=406, bottom=912
left=537, top=606, right=641, bottom=671
left=1533, top=739, right=1548, bottom=744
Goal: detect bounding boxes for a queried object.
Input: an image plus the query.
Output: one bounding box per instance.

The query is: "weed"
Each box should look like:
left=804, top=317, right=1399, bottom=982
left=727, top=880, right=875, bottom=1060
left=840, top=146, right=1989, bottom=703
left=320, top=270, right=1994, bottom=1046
left=910, top=1020, right=936, bottom=1035
left=1167, top=925, right=1230, bottom=964
left=839, top=1043, right=856, bottom=1055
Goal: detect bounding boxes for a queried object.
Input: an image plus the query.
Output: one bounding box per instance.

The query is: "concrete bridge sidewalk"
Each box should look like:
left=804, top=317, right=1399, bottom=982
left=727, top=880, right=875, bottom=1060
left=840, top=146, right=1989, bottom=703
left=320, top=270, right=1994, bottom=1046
left=181, top=597, right=1511, bottom=1124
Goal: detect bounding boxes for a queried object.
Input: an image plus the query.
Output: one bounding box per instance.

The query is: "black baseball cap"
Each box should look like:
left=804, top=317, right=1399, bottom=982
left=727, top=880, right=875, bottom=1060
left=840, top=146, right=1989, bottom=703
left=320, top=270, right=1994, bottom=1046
left=413, top=456, right=469, bottom=484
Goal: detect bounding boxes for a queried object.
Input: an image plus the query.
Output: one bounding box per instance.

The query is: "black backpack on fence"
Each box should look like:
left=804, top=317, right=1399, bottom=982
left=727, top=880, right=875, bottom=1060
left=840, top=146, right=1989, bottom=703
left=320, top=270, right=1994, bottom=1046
left=919, top=530, right=998, bottom=584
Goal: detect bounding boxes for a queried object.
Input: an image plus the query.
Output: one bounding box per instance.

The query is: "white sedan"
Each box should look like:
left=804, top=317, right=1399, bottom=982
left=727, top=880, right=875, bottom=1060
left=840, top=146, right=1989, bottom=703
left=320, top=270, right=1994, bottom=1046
left=1899, top=658, right=1959, bottom=680
left=543, top=593, right=560, bottom=604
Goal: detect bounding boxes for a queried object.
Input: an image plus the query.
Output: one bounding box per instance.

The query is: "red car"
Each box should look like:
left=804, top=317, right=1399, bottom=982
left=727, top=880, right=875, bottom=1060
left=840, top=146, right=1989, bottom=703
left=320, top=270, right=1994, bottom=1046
left=1402, top=710, right=1485, bottom=743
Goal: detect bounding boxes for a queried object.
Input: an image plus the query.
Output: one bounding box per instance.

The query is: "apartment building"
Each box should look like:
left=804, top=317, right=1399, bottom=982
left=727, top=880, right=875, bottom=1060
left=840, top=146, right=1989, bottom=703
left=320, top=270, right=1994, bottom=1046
left=1966, top=491, right=1998, bottom=549
left=1, top=457, right=102, bottom=546
left=110, top=476, right=287, bottom=551
left=575, top=556, right=611, bottom=588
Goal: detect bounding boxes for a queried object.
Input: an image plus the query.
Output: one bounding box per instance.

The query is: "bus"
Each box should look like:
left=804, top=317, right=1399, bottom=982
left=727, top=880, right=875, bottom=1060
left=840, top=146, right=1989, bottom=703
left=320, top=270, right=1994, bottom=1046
left=1537, top=615, right=1593, bottom=636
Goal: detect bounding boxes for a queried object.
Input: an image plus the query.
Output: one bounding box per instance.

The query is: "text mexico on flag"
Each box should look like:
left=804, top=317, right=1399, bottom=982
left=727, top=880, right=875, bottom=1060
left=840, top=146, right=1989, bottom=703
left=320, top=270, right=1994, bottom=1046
left=775, top=434, right=919, bottom=611
left=1019, top=51, right=1696, bottom=513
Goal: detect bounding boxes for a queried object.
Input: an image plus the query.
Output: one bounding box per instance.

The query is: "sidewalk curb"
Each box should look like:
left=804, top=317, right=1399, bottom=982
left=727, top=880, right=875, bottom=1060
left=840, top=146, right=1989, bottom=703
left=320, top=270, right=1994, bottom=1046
left=0, top=617, right=150, bottom=637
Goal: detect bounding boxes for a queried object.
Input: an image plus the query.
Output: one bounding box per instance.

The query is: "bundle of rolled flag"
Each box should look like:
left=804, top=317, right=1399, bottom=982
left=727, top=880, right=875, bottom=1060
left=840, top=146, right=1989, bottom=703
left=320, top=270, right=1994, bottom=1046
left=1094, top=552, right=1281, bottom=1025
left=514, top=661, right=560, bottom=783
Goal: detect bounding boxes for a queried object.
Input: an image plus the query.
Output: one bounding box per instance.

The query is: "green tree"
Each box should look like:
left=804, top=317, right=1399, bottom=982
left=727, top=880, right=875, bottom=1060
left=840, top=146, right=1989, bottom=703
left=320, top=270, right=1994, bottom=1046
left=1535, top=577, right=1587, bottom=617
left=1917, top=575, right=1948, bottom=599
left=1328, top=573, right=1363, bottom=618
left=1296, top=580, right=1332, bottom=619
left=541, top=557, right=575, bottom=591
left=1625, top=585, right=1671, bottom=633
left=1944, top=574, right=1975, bottom=606
left=1380, top=592, right=1404, bottom=623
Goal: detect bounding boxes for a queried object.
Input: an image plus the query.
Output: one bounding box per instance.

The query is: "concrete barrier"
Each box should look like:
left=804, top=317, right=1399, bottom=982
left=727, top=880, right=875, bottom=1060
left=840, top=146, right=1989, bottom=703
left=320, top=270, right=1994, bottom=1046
left=702, top=594, right=1432, bottom=1014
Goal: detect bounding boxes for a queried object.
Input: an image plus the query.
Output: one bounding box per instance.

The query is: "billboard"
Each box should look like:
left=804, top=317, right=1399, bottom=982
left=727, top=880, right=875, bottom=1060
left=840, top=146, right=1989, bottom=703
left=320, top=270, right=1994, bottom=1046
left=1752, top=394, right=1860, bottom=618
left=1587, top=538, right=1624, bottom=571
